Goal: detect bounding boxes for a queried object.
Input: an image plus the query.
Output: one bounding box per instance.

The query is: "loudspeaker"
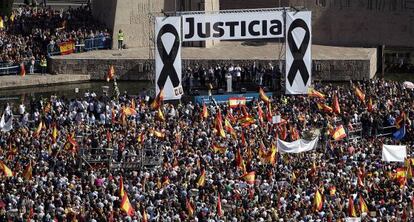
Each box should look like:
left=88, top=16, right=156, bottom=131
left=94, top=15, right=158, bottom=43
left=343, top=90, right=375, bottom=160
left=217, top=89, right=224, bottom=94
left=240, top=88, right=247, bottom=93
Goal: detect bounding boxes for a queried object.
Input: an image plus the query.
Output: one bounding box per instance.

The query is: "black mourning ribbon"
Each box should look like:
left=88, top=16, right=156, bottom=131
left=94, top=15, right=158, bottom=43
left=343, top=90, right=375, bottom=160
left=157, top=24, right=181, bottom=90
left=287, top=19, right=310, bottom=86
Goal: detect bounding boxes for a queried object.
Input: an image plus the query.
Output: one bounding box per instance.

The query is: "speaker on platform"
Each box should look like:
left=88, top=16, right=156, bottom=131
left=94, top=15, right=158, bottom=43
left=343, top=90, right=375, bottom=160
left=217, top=89, right=224, bottom=94
left=240, top=88, right=247, bottom=93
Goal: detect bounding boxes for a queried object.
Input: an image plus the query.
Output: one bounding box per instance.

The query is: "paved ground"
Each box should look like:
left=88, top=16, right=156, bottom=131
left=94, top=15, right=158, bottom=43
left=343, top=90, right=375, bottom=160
left=54, top=41, right=376, bottom=61
left=0, top=74, right=90, bottom=89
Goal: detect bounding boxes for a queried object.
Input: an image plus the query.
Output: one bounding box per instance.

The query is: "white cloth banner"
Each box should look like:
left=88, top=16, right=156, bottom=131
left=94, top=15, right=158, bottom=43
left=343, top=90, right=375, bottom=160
left=382, top=144, right=406, bottom=162
left=345, top=218, right=361, bottom=222
left=277, top=137, right=319, bottom=154
left=155, top=16, right=183, bottom=100
left=285, top=11, right=312, bottom=95
left=182, top=11, right=284, bottom=42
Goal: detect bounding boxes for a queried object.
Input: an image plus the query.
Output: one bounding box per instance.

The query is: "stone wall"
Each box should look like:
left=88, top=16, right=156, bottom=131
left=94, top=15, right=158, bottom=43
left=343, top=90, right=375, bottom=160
left=50, top=57, right=374, bottom=82
left=220, top=0, right=414, bottom=48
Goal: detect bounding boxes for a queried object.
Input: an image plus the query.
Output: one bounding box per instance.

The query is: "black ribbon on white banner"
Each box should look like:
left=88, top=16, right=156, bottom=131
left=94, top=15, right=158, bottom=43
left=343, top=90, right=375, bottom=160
left=287, top=19, right=310, bottom=86
left=156, top=24, right=181, bottom=89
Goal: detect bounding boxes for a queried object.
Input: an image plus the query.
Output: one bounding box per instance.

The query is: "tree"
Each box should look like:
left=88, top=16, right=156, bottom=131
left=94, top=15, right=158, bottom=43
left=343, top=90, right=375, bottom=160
left=0, top=0, right=14, bottom=17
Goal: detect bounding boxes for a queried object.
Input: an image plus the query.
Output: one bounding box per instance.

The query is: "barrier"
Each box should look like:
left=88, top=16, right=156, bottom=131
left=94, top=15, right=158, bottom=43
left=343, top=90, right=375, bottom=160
left=0, top=61, right=41, bottom=76
left=47, top=36, right=112, bottom=56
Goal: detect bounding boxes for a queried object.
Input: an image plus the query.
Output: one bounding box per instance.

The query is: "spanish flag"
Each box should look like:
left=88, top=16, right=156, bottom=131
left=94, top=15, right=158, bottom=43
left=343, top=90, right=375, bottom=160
left=107, top=65, right=115, bottom=82
left=257, top=104, right=264, bottom=124
left=137, top=132, right=145, bottom=144
left=333, top=93, right=341, bottom=114
left=354, top=86, right=365, bottom=103
left=215, top=109, right=226, bottom=138
left=224, top=118, right=236, bottom=138
left=332, top=125, right=346, bottom=141
left=329, top=186, right=336, bottom=196
left=307, top=88, right=325, bottom=99
left=64, top=133, right=78, bottom=153
left=258, top=142, right=267, bottom=160
left=123, top=106, right=137, bottom=116
left=201, top=103, right=208, bottom=119
left=153, top=130, right=165, bottom=139
left=367, top=97, right=373, bottom=112
left=290, top=125, right=300, bottom=141
left=52, top=125, right=58, bottom=143
left=142, top=208, right=148, bottom=222
left=348, top=196, right=357, bottom=217
left=266, top=102, right=273, bottom=122
left=22, top=160, right=32, bottom=180
left=119, top=178, right=134, bottom=216
left=217, top=193, right=223, bottom=217
left=313, top=189, right=323, bottom=212
left=241, top=131, right=247, bottom=147
left=157, top=108, right=165, bottom=121
left=240, top=171, right=255, bottom=184
left=211, top=143, right=226, bottom=154
left=119, top=176, right=125, bottom=197
left=359, top=195, right=368, bottom=213
left=259, top=87, right=269, bottom=103
left=0, top=161, right=13, bottom=177
left=20, top=63, right=26, bottom=77
left=317, top=102, right=333, bottom=113
left=396, top=168, right=407, bottom=188
left=186, top=198, right=194, bottom=217
left=151, top=89, right=164, bottom=110
left=235, top=148, right=246, bottom=172
left=238, top=116, right=255, bottom=128
left=197, top=169, right=206, bottom=187
left=34, top=121, right=43, bottom=137
left=269, top=143, right=277, bottom=165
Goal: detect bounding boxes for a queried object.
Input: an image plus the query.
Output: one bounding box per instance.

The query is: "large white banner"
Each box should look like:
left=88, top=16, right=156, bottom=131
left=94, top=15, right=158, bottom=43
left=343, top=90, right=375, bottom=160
left=277, top=137, right=319, bottom=154
left=382, top=144, right=406, bottom=162
left=285, top=11, right=312, bottom=94
left=155, top=16, right=183, bottom=100
left=182, top=11, right=284, bottom=42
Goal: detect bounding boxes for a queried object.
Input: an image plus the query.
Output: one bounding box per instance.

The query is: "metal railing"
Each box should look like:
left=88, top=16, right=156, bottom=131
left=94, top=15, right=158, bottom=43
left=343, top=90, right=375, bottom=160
left=0, top=61, right=41, bottom=76
left=47, top=36, right=112, bottom=56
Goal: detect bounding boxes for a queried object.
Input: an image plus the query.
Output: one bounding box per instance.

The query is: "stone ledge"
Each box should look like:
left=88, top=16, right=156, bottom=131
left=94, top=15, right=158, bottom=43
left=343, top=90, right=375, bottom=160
left=0, top=74, right=91, bottom=89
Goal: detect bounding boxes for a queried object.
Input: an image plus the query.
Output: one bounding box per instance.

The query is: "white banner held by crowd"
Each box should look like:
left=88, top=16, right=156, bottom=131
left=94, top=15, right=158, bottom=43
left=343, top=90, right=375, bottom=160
left=382, top=144, right=407, bottom=162
left=277, top=137, right=319, bottom=154
left=182, top=11, right=284, bottom=42
left=285, top=11, right=312, bottom=95
left=155, top=16, right=183, bottom=100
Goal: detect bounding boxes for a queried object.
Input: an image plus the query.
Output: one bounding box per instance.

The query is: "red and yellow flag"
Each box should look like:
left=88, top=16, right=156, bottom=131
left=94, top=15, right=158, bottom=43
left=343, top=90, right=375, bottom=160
left=137, top=132, right=145, bottom=144
left=151, top=89, right=164, bottom=110
left=307, top=88, right=325, bottom=99
left=0, top=161, right=13, bottom=177
left=153, top=130, right=165, bottom=139
left=215, top=109, right=226, bottom=138
left=235, top=148, right=246, bottom=172
left=332, top=125, right=347, bottom=141
left=367, top=97, right=373, bottom=112
left=396, top=168, right=407, bottom=188
left=52, top=125, right=58, bottom=143
left=22, top=160, right=32, bottom=180
left=34, top=121, right=43, bottom=137
left=317, top=102, right=333, bottom=113
left=20, top=63, right=26, bottom=77
left=333, top=93, right=341, bottom=114
left=354, top=86, right=365, bottom=103
left=257, top=104, right=264, bottom=124
left=64, top=133, right=78, bottom=153
left=240, top=171, right=256, bottom=184
left=239, top=116, right=255, bottom=128
left=359, top=195, right=368, bottom=213
left=142, top=208, right=148, bottom=222
left=217, top=193, right=223, bottom=217
left=107, top=65, right=115, bottom=82
left=157, top=108, right=165, bottom=121
left=119, top=177, right=134, bottom=216
left=313, top=189, right=323, bottom=212
left=348, top=196, right=357, bottom=217
left=329, top=186, right=336, bottom=196
left=290, top=125, right=300, bottom=141
left=197, top=169, right=206, bottom=187
left=224, top=118, right=236, bottom=138
left=186, top=198, right=194, bottom=217
left=259, top=87, right=269, bottom=103
left=211, top=143, right=226, bottom=154
left=201, top=103, right=208, bottom=119
left=405, top=158, right=413, bottom=179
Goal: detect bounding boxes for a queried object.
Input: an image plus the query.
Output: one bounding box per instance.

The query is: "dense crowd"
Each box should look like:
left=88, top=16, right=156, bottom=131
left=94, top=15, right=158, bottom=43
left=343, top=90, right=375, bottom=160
left=0, top=79, right=413, bottom=221
left=0, top=4, right=110, bottom=65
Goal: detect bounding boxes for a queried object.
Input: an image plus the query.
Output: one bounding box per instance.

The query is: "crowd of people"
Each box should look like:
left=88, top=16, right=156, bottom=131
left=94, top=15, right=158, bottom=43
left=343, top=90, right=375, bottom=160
left=182, top=63, right=281, bottom=93
left=0, top=3, right=110, bottom=66
left=0, top=78, right=413, bottom=221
